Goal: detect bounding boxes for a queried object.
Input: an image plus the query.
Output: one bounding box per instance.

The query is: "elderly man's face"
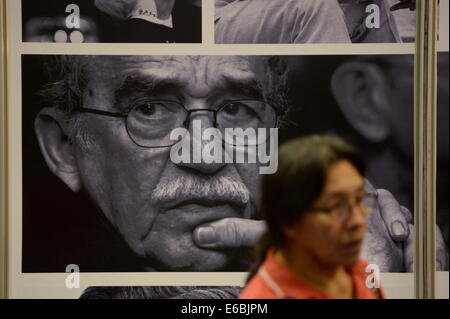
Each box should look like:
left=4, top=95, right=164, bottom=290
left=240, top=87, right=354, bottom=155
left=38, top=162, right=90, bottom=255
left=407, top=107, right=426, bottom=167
left=72, top=56, right=266, bottom=271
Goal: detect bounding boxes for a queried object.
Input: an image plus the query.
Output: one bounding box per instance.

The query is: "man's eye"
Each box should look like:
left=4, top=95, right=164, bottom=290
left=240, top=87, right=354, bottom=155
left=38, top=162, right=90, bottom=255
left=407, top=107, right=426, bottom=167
left=136, top=103, right=156, bottom=116
left=222, top=102, right=254, bottom=117
left=134, top=102, right=169, bottom=117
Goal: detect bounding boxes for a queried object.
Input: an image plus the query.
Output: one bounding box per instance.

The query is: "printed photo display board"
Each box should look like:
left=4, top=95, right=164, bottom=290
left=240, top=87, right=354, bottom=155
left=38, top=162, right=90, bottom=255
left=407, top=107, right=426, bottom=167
left=1, top=0, right=448, bottom=299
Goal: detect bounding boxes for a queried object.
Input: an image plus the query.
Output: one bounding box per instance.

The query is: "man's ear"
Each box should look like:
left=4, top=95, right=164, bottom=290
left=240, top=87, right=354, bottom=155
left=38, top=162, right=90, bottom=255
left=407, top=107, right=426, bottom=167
left=331, top=61, right=391, bottom=143
left=34, top=107, right=81, bottom=192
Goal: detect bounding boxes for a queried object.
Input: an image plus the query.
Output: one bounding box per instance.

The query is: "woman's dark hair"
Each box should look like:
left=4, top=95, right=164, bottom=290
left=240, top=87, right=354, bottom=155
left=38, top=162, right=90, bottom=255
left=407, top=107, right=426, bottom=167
left=247, top=135, right=365, bottom=281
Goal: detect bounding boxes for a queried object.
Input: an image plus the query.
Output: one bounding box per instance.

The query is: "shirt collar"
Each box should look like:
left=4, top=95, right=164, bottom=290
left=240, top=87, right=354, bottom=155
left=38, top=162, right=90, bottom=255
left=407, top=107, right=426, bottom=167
left=262, top=248, right=370, bottom=299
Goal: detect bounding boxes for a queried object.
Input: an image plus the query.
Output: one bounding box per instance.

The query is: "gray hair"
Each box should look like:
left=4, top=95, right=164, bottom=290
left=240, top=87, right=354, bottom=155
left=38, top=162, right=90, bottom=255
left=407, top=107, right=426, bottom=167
left=79, top=286, right=242, bottom=299
left=39, top=56, right=93, bottom=149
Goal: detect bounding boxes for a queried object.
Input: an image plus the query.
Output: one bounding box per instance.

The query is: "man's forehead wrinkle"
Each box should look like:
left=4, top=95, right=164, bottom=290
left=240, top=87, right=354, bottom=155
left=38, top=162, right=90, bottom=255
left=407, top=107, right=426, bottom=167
left=118, top=73, right=187, bottom=91
left=114, top=75, right=187, bottom=108
left=84, top=55, right=261, bottom=78
left=88, top=56, right=191, bottom=81
left=119, top=60, right=190, bottom=84
left=219, top=76, right=263, bottom=99
left=84, top=56, right=266, bottom=103
left=184, top=56, right=208, bottom=95
left=85, top=56, right=194, bottom=104
left=215, top=57, right=257, bottom=77
left=206, top=57, right=262, bottom=93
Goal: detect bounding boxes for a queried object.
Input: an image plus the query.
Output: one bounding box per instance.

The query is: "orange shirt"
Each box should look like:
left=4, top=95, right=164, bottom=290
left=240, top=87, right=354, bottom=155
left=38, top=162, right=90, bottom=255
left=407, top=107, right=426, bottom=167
left=240, top=249, right=384, bottom=299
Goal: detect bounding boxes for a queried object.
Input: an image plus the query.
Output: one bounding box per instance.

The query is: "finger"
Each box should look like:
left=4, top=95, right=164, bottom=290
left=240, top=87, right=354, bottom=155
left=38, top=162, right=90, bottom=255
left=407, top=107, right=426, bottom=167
left=364, top=179, right=377, bottom=195
left=376, top=189, right=409, bottom=242
left=94, top=0, right=128, bottom=20
left=404, top=225, right=448, bottom=272
left=193, top=218, right=266, bottom=249
left=400, top=205, right=413, bottom=224
left=390, top=3, right=410, bottom=11
left=94, top=0, right=113, bottom=12
left=390, top=0, right=415, bottom=11
left=404, top=224, right=414, bottom=272
left=436, top=225, right=449, bottom=271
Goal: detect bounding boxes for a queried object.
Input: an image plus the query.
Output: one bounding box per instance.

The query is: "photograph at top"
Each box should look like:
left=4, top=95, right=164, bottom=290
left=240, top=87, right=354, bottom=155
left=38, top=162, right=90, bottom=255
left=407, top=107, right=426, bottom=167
left=215, top=0, right=416, bottom=43
left=22, top=0, right=202, bottom=43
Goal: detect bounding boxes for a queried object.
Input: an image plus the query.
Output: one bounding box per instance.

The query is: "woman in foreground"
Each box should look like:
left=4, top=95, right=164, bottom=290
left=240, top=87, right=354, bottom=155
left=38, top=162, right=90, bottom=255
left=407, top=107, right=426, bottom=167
left=240, top=135, right=384, bottom=299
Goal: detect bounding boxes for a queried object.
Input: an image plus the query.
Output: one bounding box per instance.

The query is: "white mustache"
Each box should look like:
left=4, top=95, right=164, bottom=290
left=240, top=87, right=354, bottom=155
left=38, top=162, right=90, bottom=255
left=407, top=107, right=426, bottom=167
left=151, top=175, right=250, bottom=206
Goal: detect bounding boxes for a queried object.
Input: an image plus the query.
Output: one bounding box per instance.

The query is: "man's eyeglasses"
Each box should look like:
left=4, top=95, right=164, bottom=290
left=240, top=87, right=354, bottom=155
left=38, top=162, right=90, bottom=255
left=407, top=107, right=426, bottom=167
left=309, top=192, right=377, bottom=222
left=79, top=99, right=279, bottom=148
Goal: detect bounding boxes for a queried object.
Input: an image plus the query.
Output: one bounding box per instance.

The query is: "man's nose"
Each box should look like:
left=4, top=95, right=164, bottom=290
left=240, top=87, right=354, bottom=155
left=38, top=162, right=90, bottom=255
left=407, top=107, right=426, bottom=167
left=175, top=112, right=227, bottom=175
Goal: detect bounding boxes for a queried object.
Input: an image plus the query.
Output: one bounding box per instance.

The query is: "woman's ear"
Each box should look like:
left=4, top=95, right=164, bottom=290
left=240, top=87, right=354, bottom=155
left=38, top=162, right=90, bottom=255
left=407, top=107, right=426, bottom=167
left=34, top=107, right=81, bottom=192
left=331, top=61, right=392, bottom=143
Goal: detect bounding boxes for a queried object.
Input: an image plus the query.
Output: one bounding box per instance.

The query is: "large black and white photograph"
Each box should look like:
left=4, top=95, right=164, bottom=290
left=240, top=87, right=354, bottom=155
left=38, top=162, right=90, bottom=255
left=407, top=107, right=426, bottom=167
left=215, top=0, right=416, bottom=43
left=21, top=54, right=449, bottom=275
left=22, top=0, right=202, bottom=43
left=0, top=0, right=449, bottom=302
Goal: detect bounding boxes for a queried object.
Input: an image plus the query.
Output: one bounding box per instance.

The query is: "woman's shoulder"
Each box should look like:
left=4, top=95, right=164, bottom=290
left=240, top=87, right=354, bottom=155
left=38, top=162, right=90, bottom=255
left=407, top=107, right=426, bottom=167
left=239, top=273, right=279, bottom=299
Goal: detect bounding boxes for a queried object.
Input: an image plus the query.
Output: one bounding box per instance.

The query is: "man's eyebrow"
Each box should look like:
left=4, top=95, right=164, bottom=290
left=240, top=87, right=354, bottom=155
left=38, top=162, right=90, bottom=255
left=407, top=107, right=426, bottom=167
left=218, top=76, right=264, bottom=100
left=114, top=75, right=185, bottom=105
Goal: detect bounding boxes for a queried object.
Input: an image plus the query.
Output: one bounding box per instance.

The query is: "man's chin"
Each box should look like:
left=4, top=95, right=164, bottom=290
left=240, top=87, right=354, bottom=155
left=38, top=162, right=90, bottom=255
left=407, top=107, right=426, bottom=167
left=136, top=231, right=238, bottom=271
left=143, top=247, right=236, bottom=271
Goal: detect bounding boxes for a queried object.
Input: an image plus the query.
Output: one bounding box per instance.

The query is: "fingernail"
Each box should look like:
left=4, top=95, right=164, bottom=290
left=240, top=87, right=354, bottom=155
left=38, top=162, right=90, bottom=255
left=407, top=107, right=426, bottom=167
left=194, top=227, right=217, bottom=246
left=392, top=221, right=406, bottom=237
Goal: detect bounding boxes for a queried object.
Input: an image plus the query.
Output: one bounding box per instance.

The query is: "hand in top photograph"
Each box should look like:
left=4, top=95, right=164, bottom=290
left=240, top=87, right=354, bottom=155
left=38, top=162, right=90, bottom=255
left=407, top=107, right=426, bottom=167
left=22, top=0, right=202, bottom=43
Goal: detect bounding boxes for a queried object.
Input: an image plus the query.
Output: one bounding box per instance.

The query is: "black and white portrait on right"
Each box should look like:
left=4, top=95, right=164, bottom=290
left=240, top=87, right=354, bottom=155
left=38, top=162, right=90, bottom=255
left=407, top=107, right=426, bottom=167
left=215, top=0, right=417, bottom=43
left=283, top=53, right=449, bottom=266
left=21, top=54, right=448, bottom=278
left=22, top=0, right=202, bottom=43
